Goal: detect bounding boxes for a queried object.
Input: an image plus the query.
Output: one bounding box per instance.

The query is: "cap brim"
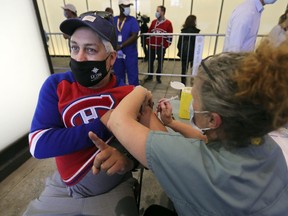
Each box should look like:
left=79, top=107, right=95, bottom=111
left=61, top=6, right=76, bottom=13
left=119, top=3, right=133, bottom=5
left=61, top=6, right=70, bottom=10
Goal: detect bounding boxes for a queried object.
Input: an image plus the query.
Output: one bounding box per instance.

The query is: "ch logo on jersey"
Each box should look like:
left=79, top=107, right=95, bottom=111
left=62, top=95, right=115, bottom=128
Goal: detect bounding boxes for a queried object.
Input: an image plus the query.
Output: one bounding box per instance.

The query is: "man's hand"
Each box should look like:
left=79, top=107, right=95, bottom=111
left=88, top=132, right=133, bottom=176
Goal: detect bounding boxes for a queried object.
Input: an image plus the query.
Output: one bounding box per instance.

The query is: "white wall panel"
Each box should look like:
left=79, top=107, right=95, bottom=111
left=87, top=0, right=111, bottom=12
left=260, top=1, right=286, bottom=34
left=64, top=0, right=88, bottom=15
left=37, top=0, right=49, bottom=32
left=193, top=0, right=222, bottom=34
left=0, top=0, right=50, bottom=151
left=37, top=0, right=286, bottom=56
left=164, top=0, right=192, bottom=58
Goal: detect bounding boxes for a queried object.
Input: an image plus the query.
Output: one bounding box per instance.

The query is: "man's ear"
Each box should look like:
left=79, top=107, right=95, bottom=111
left=119, top=5, right=124, bottom=13
left=108, top=51, right=117, bottom=67
left=208, top=112, right=222, bottom=129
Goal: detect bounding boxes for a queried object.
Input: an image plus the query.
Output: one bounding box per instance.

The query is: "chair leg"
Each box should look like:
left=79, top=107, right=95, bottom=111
left=133, top=167, right=145, bottom=213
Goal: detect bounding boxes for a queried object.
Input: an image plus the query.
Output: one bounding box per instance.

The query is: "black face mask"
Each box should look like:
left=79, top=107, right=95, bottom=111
left=70, top=56, right=109, bottom=87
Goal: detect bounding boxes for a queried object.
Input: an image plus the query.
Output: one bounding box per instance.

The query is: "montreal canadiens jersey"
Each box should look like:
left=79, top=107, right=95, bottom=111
left=146, top=18, right=173, bottom=49
left=29, top=72, right=134, bottom=186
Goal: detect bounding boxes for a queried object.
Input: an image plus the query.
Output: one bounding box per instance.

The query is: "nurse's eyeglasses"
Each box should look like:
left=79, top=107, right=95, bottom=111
left=200, top=55, right=216, bottom=82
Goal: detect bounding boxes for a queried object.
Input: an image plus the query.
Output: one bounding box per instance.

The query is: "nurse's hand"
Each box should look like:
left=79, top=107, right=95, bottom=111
left=157, top=99, right=174, bottom=126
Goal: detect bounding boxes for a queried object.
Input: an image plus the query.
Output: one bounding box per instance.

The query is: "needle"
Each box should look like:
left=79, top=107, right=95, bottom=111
left=163, top=95, right=178, bottom=102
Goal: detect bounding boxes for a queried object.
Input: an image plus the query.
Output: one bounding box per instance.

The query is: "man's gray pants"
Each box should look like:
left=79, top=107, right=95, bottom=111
left=23, top=171, right=138, bottom=216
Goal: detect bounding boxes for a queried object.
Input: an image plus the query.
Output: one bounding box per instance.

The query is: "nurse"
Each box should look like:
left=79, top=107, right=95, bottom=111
left=91, top=39, right=288, bottom=215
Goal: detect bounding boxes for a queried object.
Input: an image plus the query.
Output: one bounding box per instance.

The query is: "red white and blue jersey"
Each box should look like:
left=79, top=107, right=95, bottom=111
left=29, top=72, right=133, bottom=186
left=146, top=18, right=173, bottom=49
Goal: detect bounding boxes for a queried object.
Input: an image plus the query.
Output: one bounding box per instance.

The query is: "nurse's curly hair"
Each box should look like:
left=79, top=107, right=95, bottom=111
left=196, top=39, right=288, bottom=147
left=235, top=40, right=288, bottom=132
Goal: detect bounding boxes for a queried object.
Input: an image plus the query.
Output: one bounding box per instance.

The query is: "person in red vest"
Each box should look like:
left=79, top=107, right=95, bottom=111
left=145, top=5, right=173, bottom=84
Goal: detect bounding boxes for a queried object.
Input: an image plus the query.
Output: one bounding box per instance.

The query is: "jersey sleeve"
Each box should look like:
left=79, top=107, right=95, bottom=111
left=28, top=76, right=111, bottom=159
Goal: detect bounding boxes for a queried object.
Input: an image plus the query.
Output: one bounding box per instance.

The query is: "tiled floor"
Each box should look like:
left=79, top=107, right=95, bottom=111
left=0, top=57, right=189, bottom=216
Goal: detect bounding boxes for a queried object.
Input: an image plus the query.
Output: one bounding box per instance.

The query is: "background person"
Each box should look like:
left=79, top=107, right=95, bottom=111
left=177, top=15, right=200, bottom=85
left=223, top=0, right=278, bottom=52
left=91, top=39, right=288, bottom=215
left=105, top=7, right=114, bottom=16
left=145, top=5, right=173, bottom=84
left=24, top=13, right=139, bottom=216
left=113, top=0, right=140, bottom=86
left=61, top=3, right=78, bottom=40
left=139, top=14, right=150, bottom=62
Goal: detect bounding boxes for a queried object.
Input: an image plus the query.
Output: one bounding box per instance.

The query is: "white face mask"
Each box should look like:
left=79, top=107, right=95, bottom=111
left=263, top=0, right=277, bottom=4
left=123, top=7, right=130, bottom=16
left=155, top=12, right=161, bottom=19
left=64, top=11, right=68, bottom=18
left=190, top=102, right=211, bottom=134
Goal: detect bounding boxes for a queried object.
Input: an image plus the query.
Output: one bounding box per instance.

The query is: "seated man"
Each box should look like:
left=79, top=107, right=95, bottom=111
left=24, top=12, right=141, bottom=216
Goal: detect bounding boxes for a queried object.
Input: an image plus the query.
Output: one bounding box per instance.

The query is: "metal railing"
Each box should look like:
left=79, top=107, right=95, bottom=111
left=138, top=33, right=225, bottom=78
left=46, top=32, right=225, bottom=56
left=46, top=33, right=70, bottom=56
left=47, top=32, right=266, bottom=79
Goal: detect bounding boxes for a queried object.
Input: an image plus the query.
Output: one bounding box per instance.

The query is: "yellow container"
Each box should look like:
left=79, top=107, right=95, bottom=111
left=179, top=87, right=192, bottom=119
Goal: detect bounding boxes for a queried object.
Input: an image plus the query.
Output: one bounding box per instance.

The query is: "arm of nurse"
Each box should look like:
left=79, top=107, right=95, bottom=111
left=92, top=89, right=167, bottom=168
left=108, top=86, right=155, bottom=167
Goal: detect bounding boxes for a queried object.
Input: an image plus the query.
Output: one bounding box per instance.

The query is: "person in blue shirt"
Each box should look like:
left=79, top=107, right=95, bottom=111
left=113, top=0, right=140, bottom=86
left=223, top=0, right=278, bottom=52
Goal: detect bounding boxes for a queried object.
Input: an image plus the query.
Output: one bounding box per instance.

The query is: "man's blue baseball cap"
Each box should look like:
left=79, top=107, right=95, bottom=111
left=60, top=12, right=117, bottom=50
